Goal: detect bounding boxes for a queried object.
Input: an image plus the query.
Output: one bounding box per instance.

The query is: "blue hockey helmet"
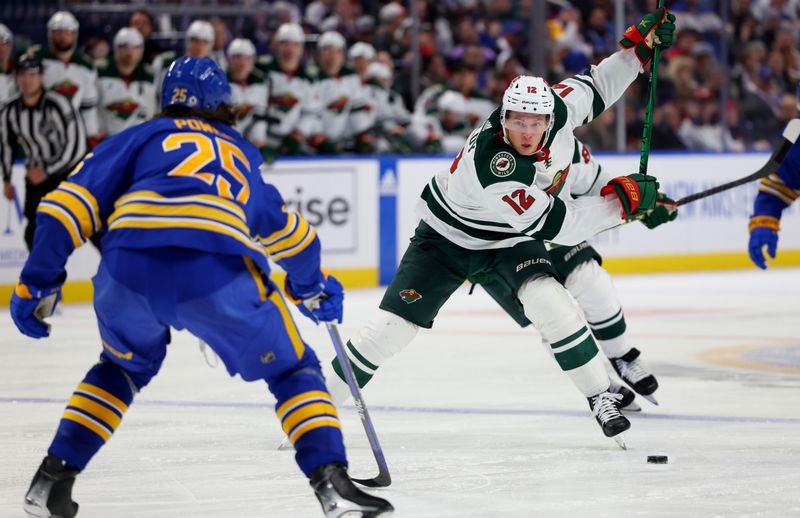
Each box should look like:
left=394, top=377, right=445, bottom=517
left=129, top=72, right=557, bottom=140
left=160, top=56, right=231, bottom=111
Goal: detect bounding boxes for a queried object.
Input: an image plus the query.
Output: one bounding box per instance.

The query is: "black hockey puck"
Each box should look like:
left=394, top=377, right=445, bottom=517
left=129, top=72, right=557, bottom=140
left=647, top=455, right=668, bottom=464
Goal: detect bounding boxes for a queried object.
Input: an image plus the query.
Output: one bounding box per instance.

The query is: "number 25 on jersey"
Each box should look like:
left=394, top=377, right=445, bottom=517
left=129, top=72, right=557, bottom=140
left=162, top=133, right=251, bottom=203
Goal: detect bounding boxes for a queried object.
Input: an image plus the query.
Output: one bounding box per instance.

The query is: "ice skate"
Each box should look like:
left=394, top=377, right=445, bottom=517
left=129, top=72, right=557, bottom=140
left=310, top=463, right=393, bottom=517
left=611, top=348, right=659, bottom=405
left=24, top=455, right=79, bottom=518
left=588, top=391, right=631, bottom=450
left=609, top=379, right=641, bottom=412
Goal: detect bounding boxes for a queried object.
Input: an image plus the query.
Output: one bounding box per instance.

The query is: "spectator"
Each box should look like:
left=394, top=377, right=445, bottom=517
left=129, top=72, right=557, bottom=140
left=0, top=51, right=87, bottom=250
left=38, top=11, right=100, bottom=146
left=84, top=37, right=110, bottom=62
left=226, top=38, right=268, bottom=150
left=584, top=7, right=616, bottom=59
left=96, top=28, right=155, bottom=138
left=305, top=0, right=335, bottom=31
left=129, top=9, right=161, bottom=65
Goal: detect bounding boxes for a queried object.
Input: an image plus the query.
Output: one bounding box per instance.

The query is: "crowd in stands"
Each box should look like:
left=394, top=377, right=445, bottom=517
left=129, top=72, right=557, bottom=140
left=1, top=0, right=799, bottom=157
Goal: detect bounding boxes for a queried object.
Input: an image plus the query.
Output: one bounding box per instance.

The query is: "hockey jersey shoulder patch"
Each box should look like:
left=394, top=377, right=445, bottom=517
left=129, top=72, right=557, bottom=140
left=474, top=126, right=536, bottom=189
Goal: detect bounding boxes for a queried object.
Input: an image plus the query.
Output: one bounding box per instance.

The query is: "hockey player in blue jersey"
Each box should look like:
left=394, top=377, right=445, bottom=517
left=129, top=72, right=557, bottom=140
left=748, top=124, right=800, bottom=269
left=10, top=57, right=393, bottom=518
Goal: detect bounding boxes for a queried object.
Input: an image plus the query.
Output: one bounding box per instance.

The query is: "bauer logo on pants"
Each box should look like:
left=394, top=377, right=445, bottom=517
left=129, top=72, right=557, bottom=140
left=399, top=289, right=422, bottom=304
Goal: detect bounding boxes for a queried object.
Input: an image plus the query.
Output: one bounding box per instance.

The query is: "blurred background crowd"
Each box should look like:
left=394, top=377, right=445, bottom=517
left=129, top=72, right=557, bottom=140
left=1, top=0, right=799, bottom=158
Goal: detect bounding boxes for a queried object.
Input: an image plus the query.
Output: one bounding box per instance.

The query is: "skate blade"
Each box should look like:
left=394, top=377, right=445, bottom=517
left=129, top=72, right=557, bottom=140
left=622, top=401, right=642, bottom=412
left=642, top=393, right=659, bottom=406
left=613, top=433, right=627, bottom=450
left=277, top=435, right=293, bottom=451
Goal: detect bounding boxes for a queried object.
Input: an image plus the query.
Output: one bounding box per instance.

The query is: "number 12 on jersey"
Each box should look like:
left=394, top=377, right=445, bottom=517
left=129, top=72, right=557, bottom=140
left=502, top=189, right=534, bottom=215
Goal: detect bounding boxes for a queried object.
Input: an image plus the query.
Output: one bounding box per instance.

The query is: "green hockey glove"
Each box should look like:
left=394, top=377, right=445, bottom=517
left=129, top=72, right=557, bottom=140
left=619, top=8, right=677, bottom=65
left=640, top=192, right=678, bottom=229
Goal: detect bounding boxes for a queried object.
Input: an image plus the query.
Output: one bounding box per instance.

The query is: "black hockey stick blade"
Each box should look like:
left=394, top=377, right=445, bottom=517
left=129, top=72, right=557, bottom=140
left=352, top=469, right=392, bottom=488
left=676, top=118, right=800, bottom=206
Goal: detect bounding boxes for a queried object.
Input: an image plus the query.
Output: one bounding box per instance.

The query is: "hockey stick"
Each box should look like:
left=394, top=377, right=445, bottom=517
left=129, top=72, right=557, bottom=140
left=325, top=322, right=392, bottom=488
left=638, top=0, right=665, bottom=176
left=614, top=119, right=800, bottom=227
left=674, top=118, right=800, bottom=206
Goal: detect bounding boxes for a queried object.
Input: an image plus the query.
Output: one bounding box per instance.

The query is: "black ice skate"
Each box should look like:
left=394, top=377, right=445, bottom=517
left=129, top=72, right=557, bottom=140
left=310, top=463, right=393, bottom=517
left=611, top=347, right=659, bottom=405
left=608, top=379, right=641, bottom=412
left=24, top=455, right=79, bottom=518
left=588, top=391, right=631, bottom=450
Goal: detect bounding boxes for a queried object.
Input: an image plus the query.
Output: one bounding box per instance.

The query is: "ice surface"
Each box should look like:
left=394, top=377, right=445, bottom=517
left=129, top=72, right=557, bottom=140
left=2, top=269, right=799, bottom=517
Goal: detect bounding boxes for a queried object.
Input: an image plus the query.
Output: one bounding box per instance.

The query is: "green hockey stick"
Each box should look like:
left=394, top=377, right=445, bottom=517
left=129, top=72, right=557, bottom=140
left=639, top=0, right=666, bottom=176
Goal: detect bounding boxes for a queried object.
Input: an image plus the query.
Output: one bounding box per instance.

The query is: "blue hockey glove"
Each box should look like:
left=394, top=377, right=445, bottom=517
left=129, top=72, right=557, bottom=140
left=283, top=270, right=344, bottom=324
left=10, top=280, right=62, bottom=338
left=748, top=216, right=780, bottom=270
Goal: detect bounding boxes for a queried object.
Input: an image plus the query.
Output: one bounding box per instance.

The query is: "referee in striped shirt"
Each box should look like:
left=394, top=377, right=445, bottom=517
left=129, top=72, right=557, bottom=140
left=1, top=51, right=87, bottom=250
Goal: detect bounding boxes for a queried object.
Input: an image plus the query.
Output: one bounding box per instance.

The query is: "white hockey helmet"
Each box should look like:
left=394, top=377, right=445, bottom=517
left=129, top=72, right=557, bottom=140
left=47, top=11, right=79, bottom=33
left=113, top=28, right=144, bottom=48
left=366, top=62, right=392, bottom=83
left=227, top=38, right=256, bottom=57
left=275, top=23, right=305, bottom=44
left=0, top=23, right=12, bottom=44
left=348, top=42, right=375, bottom=61
left=186, top=20, right=214, bottom=43
left=438, top=90, right=466, bottom=115
left=501, top=75, right=555, bottom=138
left=318, top=31, right=346, bottom=50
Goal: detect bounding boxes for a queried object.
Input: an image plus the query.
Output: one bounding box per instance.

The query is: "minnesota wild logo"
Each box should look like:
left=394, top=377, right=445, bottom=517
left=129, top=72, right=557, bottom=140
left=491, top=151, right=516, bottom=177
left=107, top=99, right=140, bottom=120
left=545, top=165, right=571, bottom=195
left=326, top=96, right=349, bottom=113
left=51, top=80, right=79, bottom=100
left=271, top=94, right=299, bottom=113
left=234, top=103, right=254, bottom=119
left=399, top=289, right=422, bottom=304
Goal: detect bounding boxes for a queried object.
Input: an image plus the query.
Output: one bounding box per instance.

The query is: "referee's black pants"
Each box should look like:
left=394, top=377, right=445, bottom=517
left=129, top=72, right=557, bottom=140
left=23, top=173, right=104, bottom=252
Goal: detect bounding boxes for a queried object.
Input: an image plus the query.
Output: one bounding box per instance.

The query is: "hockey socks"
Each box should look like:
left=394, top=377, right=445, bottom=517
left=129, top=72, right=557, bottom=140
left=272, top=354, right=347, bottom=477
left=48, top=360, right=136, bottom=471
left=331, top=340, right=378, bottom=389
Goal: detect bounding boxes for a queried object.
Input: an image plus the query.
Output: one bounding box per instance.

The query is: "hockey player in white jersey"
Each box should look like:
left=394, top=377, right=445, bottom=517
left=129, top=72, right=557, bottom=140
left=96, top=28, right=155, bottom=138
left=321, top=8, right=676, bottom=444
left=257, top=23, right=318, bottom=159
left=348, top=42, right=376, bottom=81
left=362, top=62, right=414, bottom=154
left=225, top=38, right=268, bottom=149
left=0, top=24, right=14, bottom=107
left=312, top=31, right=373, bottom=154
left=38, top=11, right=100, bottom=145
left=152, top=20, right=215, bottom=105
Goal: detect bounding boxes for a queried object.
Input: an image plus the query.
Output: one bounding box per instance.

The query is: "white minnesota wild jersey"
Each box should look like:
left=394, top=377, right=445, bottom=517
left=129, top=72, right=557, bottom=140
left=256, top=57, right=318, bottom=144
left=0, top=61, right=14, bottom=107
left=417, top=48, right=643, bottom=250
left=38, top=47, right=99, bottom=136
left=227, top=69, right=268, bottom=144
left=315, top=66, right=370, bottom=140
left=96, top=59, right=155, bottom=136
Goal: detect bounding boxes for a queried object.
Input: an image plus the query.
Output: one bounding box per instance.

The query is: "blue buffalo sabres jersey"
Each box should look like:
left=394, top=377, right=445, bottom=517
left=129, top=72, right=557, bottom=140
left=753, top=138, right=800, bottom=219
left=21, top=116, right=320, bottom=288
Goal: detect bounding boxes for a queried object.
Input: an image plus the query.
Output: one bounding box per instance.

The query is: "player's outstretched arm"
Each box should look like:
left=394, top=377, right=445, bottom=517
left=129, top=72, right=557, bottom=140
left=555, top=8, right=676, bottom=129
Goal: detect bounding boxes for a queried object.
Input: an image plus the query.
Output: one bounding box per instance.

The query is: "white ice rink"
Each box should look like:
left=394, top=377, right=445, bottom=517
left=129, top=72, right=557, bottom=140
left=2, top=269, right=800, bottom=518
